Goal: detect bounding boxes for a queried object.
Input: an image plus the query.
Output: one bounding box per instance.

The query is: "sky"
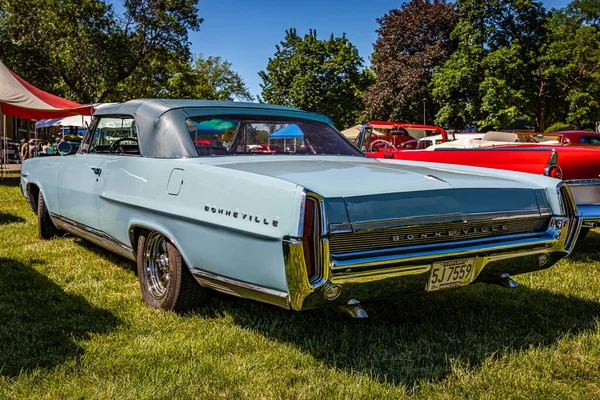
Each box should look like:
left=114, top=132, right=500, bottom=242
left=112, top=0, right=572, bottom=99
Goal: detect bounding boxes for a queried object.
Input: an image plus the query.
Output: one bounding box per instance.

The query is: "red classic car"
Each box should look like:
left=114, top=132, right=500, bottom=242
left=356, top=121, right=452, bottom=151
left=512, top=131, right=600, bottom=146
left=354, top=126, right=600, bottom=238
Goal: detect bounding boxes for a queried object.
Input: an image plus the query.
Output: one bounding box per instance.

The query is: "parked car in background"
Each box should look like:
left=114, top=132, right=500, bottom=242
left=1, top=137, right=19, bottom=163
left=418, top=133, right=484, bottom=149
left=508, top=131, right=600, bottom=146
left=561, top=131, right=600, bottom=145
left=21, top=100, right=581, bottom=317
left=354, top=121, right=452, bottom=152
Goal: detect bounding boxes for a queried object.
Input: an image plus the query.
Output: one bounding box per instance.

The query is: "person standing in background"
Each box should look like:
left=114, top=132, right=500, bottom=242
left=21, top=139, right=29, bottom=161
left=28, top=140, right=36, bottom=158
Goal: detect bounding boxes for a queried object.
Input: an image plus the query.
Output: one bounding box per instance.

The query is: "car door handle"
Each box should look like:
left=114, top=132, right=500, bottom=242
left=21, top=172, right=29, bottom=177
left=384, top=154, right=395, bottom=159
left=91, top=168, right=102, bottom=176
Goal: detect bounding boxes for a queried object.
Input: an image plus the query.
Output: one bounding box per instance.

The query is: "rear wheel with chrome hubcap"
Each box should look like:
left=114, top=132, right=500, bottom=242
left=137, top=230, right=208, bottom=311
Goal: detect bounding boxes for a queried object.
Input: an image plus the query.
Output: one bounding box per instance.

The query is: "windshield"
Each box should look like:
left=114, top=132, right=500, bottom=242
left=404, top=128, right=441, bottom=140
left=187, top=115, right=363, bottom=157
left=516, top=134, right=562, bottom=144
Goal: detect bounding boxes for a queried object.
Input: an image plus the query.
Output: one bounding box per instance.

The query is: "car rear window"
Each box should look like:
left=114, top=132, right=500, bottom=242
left=186, top=115, right=363, bottom=157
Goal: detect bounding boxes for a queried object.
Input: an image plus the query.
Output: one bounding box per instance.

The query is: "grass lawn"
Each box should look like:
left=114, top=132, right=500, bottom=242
left=0, top=170, right=599, bottom=399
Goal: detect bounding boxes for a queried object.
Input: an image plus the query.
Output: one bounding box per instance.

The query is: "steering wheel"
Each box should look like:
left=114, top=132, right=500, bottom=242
left=109, top=137, right=138, bottom=154
left=369, top=139, right=397, bottom=152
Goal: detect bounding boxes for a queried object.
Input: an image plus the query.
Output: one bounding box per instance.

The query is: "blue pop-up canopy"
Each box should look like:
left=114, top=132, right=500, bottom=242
left=269, top=124, right=303, bottom=139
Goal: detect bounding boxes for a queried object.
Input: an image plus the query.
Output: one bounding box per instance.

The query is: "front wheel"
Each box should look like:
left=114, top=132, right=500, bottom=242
left=137, top=231, right=208, bottom=311
left=37, top=191, right=57, bottom=239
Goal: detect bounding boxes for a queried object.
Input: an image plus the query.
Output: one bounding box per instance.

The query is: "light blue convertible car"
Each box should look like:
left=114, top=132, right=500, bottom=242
left=21, top=100, right=581, bottom=317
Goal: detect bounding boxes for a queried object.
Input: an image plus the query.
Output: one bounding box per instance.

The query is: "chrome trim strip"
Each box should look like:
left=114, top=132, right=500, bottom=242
left=331, top=264, right=431, bottom=283
left=50, top=213, right=136, bottom=260
left=329, top=235, right=557, bottom=270
left=297, top=190, right=307, bottom=237
left=190, top=269, right=290, bottom=309
left=330, top=222, right=352, bottom=234
left=565, top=179, right=600, bottom=186
left=306, top=194, right=325, bottom=282
left=332, top=210, right=550, bottom=233
left=304, top=191, right=327, bottom=236
left=555, top=183, right=581, bottom=252
left=543, top=149, right=560, bottom=177
left=51, top=213, right=104, bottom=237
left=283, top=237, right=317, bottom=310
left=330, top=231, right=549, bottom=261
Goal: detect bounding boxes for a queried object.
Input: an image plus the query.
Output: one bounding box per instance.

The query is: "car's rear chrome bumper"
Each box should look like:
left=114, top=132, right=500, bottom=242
left=283, top=214, right=580, bottom=311
left=577, top=205, right=600, bottom=227
left=565, top=180, right=600, bottom=228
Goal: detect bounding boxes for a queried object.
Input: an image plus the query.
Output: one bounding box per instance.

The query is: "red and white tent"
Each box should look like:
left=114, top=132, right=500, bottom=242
left=0, top=60, right=92, bottom=119
left=0, top=60, right=93, bottom=178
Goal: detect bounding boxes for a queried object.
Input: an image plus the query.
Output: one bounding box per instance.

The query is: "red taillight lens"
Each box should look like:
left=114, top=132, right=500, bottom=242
left=548, top=166, right=562, bottom=179
left=302, top=198, right=318, bottom=279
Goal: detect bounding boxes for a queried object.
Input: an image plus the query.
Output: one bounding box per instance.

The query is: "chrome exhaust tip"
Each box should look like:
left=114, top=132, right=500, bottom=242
left=335, top=299, right=368, bottom=318
left=498, top=273, right=519, bottom=288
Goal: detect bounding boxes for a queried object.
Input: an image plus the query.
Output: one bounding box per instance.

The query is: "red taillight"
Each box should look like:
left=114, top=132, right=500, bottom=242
left=548, top=166, right=562, bottom=179
left=302, top=198, right=318, bottom=279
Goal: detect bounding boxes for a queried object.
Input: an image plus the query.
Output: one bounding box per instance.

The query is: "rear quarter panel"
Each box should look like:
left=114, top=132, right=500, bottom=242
left=552, top=147, right=600, bottom=180
left=97, top=157, right=304, bottom=293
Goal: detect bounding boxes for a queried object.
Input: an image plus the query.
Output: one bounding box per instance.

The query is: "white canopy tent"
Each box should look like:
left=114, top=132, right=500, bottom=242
left=341, top=125, right=362, bottom=140
left=341, top=125, right=384, bottom=140
left=35, top=115, right=92, bottom=139
left=35, top=115, right=91, bottom=129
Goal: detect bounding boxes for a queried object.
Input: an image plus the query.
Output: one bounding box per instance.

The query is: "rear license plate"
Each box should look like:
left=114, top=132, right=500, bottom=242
left=427, top=258, right=475, bottom=292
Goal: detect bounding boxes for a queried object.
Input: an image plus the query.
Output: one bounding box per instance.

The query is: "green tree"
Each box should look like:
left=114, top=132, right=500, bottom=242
left=365, top=0, right=457, bottom=124
left=540, top=0, right=600, bottom=129
left=167, top=55, right=252, bottom=101
left=259, top=29, right=371, bottom=128
left=432, top=0, right=550, bottom=131
left=0, top=0, right=202, bottom=103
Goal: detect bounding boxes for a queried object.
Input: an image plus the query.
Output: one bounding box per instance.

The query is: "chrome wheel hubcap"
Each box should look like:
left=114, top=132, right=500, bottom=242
left=144, top=232, right=171, bottom=299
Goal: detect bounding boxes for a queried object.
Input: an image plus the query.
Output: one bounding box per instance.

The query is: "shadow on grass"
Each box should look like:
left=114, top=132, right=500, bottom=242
left=0, top=176, right=21, bottom=187
left=66, top=229, right=600, bottom=388
left=0, top=257, right=121, bottom=377
left=0, top=211, right=25, bottom=225
left=571, top=230, right=600, bottom=261
left=200, top=278, right=600, bottom=388
left=72, top=237, right=136, bottom=272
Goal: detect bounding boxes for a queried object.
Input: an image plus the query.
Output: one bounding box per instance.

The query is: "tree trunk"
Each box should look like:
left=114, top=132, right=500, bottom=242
left=535, top=108, right=545, bottom=132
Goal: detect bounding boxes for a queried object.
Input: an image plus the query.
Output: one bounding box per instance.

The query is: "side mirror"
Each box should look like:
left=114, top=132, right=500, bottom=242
left=57, top=141, right=72, bottom=156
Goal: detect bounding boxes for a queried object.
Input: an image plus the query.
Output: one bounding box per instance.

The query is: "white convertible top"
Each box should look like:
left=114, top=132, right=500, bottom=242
left=90, top=99, right=331, bottom=158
